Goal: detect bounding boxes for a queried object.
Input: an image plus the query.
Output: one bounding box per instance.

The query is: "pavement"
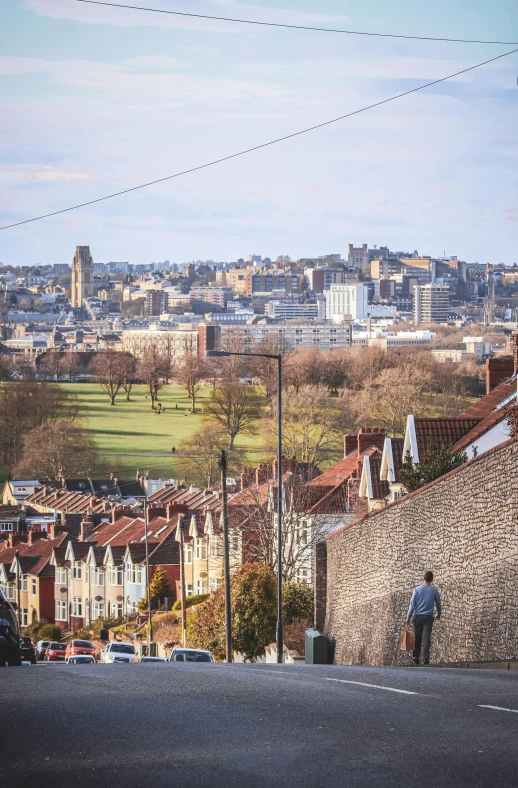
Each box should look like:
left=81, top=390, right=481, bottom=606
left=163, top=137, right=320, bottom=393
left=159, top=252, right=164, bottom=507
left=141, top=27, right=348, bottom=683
left=4, top=662, right=518, bottom=787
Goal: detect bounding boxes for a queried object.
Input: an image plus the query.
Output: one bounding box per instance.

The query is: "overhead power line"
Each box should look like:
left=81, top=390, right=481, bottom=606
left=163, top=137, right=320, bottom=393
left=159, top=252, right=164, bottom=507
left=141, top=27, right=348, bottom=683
left=1, top=46, right=517, bottom=232
left=74, top=0, right=518, bottom=46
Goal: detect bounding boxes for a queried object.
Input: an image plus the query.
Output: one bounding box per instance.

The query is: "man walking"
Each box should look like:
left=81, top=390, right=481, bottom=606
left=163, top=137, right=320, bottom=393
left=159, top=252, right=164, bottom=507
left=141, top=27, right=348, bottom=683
left=406, top=571, right=441, bottom=665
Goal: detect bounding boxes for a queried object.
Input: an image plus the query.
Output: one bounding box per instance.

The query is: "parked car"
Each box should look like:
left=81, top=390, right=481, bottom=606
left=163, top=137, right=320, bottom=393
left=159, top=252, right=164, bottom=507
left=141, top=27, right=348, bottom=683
left=19, top=635, right=36, bottom=665
left=168, top=648, right=214, bottom=663
left=101, top=642, right=137, bottom=663
left=0, top=587, right=20, bottom=667
left=139, top=656, right=166, bottom=663
left=45, top=642, right=67, bottom=661
left=35, top=640, right=50, bottom=660
left=65, top=639, right=96, bottom=660
left=67, top=655, right=96, bottom=665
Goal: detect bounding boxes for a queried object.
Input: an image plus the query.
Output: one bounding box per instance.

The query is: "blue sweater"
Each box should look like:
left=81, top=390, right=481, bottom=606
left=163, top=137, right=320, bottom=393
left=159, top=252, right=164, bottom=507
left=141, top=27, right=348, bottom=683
left=407, top=584, right=441, bottom=620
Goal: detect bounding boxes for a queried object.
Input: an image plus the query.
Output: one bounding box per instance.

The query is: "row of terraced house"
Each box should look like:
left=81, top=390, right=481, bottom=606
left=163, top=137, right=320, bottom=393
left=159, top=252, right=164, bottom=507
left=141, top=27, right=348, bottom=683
left=0, top=349, right=516, bottom=632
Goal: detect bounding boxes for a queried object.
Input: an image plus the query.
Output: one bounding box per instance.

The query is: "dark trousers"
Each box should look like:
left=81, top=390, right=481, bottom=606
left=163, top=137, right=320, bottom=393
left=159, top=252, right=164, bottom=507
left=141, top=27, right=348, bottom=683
left=413, top=615, right=434, bottom=662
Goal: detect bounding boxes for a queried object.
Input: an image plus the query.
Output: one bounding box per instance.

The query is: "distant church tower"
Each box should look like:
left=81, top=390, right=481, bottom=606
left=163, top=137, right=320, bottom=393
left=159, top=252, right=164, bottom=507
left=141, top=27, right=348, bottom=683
left=71, top=246, right=94, bottom=307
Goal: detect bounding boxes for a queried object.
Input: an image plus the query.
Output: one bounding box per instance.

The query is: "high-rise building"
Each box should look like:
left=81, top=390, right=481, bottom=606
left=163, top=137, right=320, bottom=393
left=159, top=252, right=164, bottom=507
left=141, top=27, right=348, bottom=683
left=71, top=246, right=95, bottom=308
left=146, top=290, right=169, bottom=316
left=324, top=284, right=369, bottom=321
left=414, top=284, right=450, bottom=326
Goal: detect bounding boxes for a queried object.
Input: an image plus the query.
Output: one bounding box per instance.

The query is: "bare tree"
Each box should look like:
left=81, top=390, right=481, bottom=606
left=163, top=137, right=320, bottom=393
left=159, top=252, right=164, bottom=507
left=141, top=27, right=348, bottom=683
left=0, top=382, right=79, bottom=469
left=0, top=354, right=13, bottom=382
left=179, top=424, right=232, bottom=489
left=15, top=419, right=100, bottom=480
left=284, top=348, right=325, bottom=392
left=264, top=384, right=344, bottom=466
left=360, top=365, right=432, bottom=436
left=89, top=350, right=127, bottom=405
left=139, top=347, right=172, bottom=409
left=206, top=382, right=264, bottom=449
left=61, top=353, right=78, bottom=382
left=119, top=352, right=137, bottom=401
left=40, top=351, right=65, bottom=382
left=229, top=470, right=329, bottom=583
left=174, top=351, right=207, bottom=412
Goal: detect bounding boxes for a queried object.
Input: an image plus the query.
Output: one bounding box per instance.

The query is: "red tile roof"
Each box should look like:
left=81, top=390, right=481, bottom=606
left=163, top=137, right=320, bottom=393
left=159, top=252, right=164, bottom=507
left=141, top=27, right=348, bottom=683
left=451, top=409, right=510, bottom=453
left=413, top=418, right=480, bottom=459
left=458, top=377, right=516, bottom=421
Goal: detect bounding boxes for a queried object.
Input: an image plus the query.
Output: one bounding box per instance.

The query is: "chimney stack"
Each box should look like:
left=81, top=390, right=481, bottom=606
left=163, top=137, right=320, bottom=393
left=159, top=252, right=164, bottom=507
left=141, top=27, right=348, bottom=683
left=357, top=426, right=386, bottom=454
left=80, top=518, right=94, bottom=542
left=344, top=435, right=357, bottom=457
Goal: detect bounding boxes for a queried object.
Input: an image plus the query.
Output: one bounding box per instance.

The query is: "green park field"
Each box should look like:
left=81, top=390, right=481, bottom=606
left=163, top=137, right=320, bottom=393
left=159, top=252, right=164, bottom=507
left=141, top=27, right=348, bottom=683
left=64, top=383, right=266, bottom=481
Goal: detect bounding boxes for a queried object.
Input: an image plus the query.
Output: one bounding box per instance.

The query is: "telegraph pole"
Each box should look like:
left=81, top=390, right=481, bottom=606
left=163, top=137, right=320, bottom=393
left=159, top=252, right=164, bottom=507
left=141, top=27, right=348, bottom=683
left=15, top=549, right=21, bottom=630
left=276, top=354, right=283, bottom=664
left=177, top=516, right=187, bottom=648
left=220, top=450, right=232, bottom=663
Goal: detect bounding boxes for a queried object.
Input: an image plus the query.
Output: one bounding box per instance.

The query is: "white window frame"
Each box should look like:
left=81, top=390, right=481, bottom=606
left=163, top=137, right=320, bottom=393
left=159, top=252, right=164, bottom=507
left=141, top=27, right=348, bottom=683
left=21, top=575, right=28, bottom=592
left=73, top=597, right=83, bottom=617
left=195, top=538, right=207, bottom=561
left=195, top=579, right=207, bottom=595
left=55, top=567, right=67, bottom=585
left=0, top=522, right=13, bottom=532
left=184, top=543, right=193, bottom=564
left=93, top=567, right=105, bottom=586
left=20, top=608, right=28, bottom=627
left=128, top=564, right=143, bottom=585
left=92, top=601, right=105, bottom=620
left=72, top=561, right=82, bottom=580
left=55, top=600, right=67, bottom=620
left=186, top=584, right=193, bottom=597
left=31, top=578, right=37, bottom=595
left=109, top=566, right=123, bottom=586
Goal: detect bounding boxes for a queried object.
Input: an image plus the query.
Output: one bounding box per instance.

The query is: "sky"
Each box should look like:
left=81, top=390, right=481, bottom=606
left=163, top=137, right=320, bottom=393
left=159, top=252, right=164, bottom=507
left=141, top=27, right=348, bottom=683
left=0, top=0, right=517, bottom=266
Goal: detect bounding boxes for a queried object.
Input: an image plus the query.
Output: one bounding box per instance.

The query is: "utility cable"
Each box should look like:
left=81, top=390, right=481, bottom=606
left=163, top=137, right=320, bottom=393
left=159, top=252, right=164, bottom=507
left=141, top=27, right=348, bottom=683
left=73, top=0, right=518, bottom=46
left=1, top=46, right=517, bottom=232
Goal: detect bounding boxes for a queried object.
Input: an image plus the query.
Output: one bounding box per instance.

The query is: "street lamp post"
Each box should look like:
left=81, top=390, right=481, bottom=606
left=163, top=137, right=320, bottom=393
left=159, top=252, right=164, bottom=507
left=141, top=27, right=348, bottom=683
left=219, top=449, right=232, bottom=663
left=206, top=349, right=284, bottom=664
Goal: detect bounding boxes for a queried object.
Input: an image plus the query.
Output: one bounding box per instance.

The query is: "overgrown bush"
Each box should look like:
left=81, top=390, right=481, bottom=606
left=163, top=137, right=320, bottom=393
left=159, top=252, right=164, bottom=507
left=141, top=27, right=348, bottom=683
left=400, top=443, right=469, bottom=492
left=36, top=624, right=62, bottom=642
left=188, top=564, right=277, bottom=661
left=282, top=583, right=314, bottom=626
left=284, top=619, right=312, bottom=655
left=74, top=628, right=92, bottom=641
left=172, top=593, right=209, bottom=612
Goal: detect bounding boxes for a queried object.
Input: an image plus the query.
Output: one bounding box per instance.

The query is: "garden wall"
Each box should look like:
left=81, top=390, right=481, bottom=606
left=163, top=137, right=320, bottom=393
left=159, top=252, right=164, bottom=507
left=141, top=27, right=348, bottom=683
left=317, top=437, right=518, bottom=665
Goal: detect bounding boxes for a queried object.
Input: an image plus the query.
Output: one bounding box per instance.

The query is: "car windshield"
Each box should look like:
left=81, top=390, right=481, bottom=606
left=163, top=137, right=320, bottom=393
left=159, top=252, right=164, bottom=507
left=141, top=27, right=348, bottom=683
left=49, top=643, right=66, bottom=650
left=71, top=656, right=94, bottom=663
left=110, top=644, right=135, bottom=654
left=39, top=641, right=50, bottom=647
left=73, top=640, right=93, bottom=648
left=20, top=637, right=32, bottom=644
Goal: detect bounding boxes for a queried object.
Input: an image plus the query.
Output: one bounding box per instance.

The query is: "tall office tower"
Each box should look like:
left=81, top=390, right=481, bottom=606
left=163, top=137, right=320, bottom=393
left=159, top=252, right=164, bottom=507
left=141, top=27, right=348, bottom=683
left=71, top=246, right=95, bottom=307
left=414, top=284, right=450, bottom=326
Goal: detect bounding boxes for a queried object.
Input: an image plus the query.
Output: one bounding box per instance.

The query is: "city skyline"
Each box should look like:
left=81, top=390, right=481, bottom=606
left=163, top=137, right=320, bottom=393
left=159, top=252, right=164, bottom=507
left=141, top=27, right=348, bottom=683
left=0, top=0, right=517, bottom=265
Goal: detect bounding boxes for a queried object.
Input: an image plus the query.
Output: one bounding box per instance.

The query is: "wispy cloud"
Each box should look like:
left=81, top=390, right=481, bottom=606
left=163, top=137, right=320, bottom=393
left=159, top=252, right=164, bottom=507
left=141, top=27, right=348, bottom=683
left=0, top=164, right=96, bottom=185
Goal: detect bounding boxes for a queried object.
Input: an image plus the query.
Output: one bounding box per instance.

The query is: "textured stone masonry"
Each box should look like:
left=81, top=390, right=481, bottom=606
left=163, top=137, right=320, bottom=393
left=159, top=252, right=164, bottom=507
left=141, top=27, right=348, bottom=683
left=319, top=437, right=518, bottom=665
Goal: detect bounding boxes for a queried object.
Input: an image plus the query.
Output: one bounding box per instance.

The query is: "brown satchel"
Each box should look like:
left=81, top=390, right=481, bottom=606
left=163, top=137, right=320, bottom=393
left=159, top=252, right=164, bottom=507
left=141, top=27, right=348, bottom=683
left=400, top=626, right=415, bottom=651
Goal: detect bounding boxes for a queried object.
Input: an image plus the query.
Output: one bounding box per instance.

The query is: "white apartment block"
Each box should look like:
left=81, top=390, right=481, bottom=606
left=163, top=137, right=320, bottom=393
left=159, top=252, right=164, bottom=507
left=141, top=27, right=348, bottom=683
left=213, top=320, right=352, bottom=353
left=121, top=326, right=198, bottom=360
left=267, top=300, right=325, bottom=320
left=324, top=284, right=369, bottom=321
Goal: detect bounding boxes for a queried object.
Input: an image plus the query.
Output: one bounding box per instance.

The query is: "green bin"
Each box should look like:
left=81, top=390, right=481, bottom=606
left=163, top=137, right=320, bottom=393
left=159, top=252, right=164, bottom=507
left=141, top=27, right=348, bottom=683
left=305, top=628, right=329, bottom=664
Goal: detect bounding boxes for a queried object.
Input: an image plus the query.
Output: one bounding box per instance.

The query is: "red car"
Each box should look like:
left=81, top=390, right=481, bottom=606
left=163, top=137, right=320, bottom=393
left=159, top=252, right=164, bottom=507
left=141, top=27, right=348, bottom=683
left=65, top=639, right=96, bottom=660
left=45, top=642, right=67, bottom=661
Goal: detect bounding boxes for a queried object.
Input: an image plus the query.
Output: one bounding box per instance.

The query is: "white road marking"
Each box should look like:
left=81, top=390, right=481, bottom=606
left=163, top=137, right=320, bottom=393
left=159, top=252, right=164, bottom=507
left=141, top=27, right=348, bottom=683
left=478, top=705, right=518, bottom=714
left=324, top=678, right=418, bottom=695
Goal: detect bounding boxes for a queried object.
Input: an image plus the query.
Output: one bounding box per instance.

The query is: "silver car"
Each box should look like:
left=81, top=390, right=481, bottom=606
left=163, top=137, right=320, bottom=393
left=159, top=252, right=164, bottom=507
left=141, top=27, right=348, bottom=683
left=168, top=648, right=214, bottom=663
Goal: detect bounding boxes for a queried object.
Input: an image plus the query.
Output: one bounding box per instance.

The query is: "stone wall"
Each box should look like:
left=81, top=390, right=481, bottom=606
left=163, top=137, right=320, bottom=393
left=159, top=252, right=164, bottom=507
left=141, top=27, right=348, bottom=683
left=319, top=436, right=518, bottom=665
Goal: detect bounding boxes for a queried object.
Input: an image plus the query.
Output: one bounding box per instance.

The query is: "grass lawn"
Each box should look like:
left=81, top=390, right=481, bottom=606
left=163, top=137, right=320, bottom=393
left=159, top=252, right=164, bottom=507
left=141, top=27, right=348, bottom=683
left=64, top=383, right=267, bottom=480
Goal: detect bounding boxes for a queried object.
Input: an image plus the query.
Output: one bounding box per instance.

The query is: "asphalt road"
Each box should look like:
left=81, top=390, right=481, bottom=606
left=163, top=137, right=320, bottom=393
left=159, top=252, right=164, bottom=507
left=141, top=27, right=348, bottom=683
left=4, top=663, right=518, bottom=787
